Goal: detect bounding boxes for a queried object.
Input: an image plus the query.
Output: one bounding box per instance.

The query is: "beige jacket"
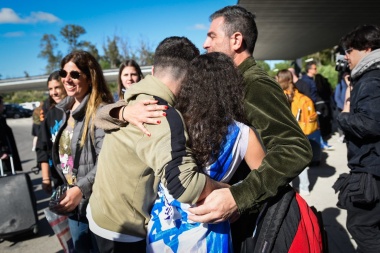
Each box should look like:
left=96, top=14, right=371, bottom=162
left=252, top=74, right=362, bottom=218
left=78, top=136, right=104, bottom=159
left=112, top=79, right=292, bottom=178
left=90, top=75, right=206, bottom=238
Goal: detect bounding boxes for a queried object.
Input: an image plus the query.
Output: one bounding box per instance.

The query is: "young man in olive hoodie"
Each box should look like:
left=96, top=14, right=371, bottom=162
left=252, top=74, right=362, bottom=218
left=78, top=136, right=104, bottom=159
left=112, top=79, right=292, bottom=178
left=89, top=37, right=224, bottom=253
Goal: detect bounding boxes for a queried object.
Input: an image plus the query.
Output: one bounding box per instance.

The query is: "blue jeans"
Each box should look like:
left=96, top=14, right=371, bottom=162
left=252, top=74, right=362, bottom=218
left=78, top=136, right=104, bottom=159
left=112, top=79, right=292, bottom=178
left=68, top=216, right=99, bottom=253
left=298, top=167, right=310, bottom=193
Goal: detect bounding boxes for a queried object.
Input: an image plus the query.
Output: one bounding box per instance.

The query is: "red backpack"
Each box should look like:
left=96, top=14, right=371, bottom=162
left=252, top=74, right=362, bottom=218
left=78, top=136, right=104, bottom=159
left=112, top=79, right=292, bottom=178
left=240, top=186, right=327, bottom=253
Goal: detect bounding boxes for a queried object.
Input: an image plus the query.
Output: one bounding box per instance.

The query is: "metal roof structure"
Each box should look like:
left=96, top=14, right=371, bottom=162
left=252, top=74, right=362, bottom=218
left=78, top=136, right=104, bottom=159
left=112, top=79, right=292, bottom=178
left=238, top=0, right=380, bottom=60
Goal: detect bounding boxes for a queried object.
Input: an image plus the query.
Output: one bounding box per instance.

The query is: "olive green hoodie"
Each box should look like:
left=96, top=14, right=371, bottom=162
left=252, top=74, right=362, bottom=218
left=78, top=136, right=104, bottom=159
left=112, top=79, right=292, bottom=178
left=90, top=75, right=206, bottom=238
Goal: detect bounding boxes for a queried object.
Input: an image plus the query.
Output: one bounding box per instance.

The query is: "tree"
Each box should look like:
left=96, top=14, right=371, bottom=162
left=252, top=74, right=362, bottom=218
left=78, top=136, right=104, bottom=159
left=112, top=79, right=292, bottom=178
left=103, top=36, right=122, bottom=68
left=60, top=24, right=86, bottom=52
left=267, top=60, right=292, bottom=77
left=137, top=37, right=154, bottom=66
left=38, top=34, right=62, bottom=74
left=82, top=41, right=100, bottom=61
left=119, top=36, right=132, bottom=60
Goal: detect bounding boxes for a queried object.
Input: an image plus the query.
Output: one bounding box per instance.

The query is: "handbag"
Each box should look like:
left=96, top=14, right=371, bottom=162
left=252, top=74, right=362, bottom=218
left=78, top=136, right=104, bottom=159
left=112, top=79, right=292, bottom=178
left=49, top=184, right=77, bottom=216
left=44, top=208, right=74, bottom=253
left=49, top=122, right=83, bottom=216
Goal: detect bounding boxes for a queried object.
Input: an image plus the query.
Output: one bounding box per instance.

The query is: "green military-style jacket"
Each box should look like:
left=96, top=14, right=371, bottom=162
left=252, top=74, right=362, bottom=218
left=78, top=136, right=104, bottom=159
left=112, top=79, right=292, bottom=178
left=229, top=57, right=312, bottom=214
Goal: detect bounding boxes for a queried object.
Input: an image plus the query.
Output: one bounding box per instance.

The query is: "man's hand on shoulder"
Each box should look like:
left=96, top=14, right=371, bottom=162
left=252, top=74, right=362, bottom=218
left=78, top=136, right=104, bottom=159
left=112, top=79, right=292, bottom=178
left=188, top=188, right=238, bottom=224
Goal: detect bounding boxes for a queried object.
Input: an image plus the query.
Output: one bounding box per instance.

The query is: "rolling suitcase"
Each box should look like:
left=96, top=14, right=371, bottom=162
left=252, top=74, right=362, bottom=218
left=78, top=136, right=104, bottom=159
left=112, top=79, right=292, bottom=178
left=0, top=155, right=39, bottom=240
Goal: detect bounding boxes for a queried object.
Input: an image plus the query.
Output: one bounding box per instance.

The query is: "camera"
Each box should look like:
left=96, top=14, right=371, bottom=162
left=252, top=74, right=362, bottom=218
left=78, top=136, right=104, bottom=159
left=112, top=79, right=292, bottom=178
left=335, top=54, right=349, bottom=72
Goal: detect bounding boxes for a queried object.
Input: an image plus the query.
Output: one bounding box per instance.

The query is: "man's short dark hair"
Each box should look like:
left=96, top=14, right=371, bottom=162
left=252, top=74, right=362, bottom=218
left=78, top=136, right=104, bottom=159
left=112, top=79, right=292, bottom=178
left=210, top=5, right=258, bottom=54
left=340, top=24, right=380, bottom=51
left=305, top=60, right=317, bottom=73
left=154, top=36, right=200, bottom=80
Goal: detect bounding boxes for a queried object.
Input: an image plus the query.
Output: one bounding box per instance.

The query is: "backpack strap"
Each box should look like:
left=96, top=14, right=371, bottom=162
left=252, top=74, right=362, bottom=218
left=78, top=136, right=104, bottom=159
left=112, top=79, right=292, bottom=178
left=253, top=186, right=297, bottom=253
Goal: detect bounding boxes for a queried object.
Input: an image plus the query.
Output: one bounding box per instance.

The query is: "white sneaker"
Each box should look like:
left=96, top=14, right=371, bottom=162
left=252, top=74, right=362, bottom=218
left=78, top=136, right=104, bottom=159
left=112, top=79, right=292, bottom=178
left=323, top=145, right=334, bottom=151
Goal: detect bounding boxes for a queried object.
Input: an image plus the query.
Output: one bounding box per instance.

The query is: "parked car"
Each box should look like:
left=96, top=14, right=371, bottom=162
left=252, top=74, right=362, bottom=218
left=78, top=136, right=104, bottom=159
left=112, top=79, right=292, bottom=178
left=3, top=103, right=33, bottom=118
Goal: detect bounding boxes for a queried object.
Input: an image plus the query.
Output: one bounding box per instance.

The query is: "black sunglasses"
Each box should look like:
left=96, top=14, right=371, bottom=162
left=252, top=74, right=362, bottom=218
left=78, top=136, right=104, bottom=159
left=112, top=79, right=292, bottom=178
left=59, top=69, right=81, bottom=79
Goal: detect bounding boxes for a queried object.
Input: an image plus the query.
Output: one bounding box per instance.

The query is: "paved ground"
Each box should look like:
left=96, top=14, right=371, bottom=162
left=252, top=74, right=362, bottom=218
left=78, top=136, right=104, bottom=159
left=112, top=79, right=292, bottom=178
left=300, top=134, right=357, bottom=252
left=0, top=117, right=357, bottom=252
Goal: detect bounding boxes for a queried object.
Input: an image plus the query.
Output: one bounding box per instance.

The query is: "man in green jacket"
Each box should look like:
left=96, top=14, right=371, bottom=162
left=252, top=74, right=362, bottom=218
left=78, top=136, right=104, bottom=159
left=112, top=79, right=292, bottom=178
left=187, top=5, right=312, bottom=251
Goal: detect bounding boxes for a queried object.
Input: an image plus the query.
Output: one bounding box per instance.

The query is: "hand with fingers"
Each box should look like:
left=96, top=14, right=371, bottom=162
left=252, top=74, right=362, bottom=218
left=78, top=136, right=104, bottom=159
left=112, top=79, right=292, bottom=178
left=56, top=186, right=83, bottom=213
left=188, top=188, right=239, bottom=224
left=121, top=99, right=168, bottom=136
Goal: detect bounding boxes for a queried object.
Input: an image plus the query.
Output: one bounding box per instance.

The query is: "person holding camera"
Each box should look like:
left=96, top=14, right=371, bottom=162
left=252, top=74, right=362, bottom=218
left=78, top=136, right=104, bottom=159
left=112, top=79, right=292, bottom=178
left=335, top=24, right=380, bottom=253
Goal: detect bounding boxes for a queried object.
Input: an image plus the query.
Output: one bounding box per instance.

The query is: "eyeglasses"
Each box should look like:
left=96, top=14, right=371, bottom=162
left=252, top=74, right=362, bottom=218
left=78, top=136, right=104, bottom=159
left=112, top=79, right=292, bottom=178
left=344, top=48, right=354, bottom=55
left=59, top=69, right=81, bottom=79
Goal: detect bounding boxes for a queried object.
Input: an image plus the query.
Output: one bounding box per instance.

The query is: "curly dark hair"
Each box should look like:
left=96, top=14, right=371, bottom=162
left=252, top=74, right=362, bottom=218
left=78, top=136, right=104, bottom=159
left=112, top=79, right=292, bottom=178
left=176, top=52, right=246, bottom=167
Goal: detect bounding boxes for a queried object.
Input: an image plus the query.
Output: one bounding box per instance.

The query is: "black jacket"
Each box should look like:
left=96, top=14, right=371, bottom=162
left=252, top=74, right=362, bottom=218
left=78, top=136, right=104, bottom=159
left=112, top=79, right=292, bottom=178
left=337, top=50, right=380, bottom=177
left=36, top=105, right=64, bottom=185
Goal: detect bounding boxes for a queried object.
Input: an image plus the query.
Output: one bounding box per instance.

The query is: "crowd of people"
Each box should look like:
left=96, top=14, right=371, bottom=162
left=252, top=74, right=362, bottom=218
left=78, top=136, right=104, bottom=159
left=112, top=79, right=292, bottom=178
left=1, top=4, right=379, bottom=253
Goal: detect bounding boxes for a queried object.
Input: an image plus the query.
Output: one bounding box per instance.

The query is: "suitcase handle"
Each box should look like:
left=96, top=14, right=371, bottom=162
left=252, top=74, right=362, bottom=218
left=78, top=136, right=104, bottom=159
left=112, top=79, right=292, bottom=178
left=0, top=154, right=15, bottom=176
left=31, top=166, right=40, bottom=175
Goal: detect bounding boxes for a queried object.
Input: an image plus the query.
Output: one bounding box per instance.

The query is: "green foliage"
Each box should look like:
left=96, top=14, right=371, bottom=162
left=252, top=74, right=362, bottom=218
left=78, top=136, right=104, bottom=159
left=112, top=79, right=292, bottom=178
left=267, top=60, right=292, bottom=77
left=103, top=36, right=122, bottom=68
left=275, top=61, right=293, bottom=71
left=137, top=37, right=154, bottom=65
left=38, top=34, right=62, bottom=74
left=82, top=41, right=100, bottom=61
left=262, top=48, right=339, bottom=89
left=303, top=48, right=336, bottom=67
left=267, top=61, right=292, bottom=78
left=318, top=65, right=339, bottom=89
left=99, top=59, right=111, bottom=70
left=60, top=25, right=86, bottom=52
left=38, top=23, right=157, bottom=75
left=2, top=90, right=46, bottom=104
left=107, top=82, right=118, bottom=94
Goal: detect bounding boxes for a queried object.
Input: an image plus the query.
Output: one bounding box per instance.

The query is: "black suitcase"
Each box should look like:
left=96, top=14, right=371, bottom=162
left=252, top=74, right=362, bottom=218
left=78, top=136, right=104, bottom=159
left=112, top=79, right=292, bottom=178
left=0, top=155, right=39, bottom=240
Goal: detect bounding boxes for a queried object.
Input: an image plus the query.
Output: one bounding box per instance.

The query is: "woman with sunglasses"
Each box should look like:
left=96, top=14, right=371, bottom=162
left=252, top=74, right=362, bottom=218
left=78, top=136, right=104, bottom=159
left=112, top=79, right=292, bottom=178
left=47, top=51, right=113, bottom=253
left=117, top=59, right=144, bottom=100
left=37, top=70, right=67, bottom=194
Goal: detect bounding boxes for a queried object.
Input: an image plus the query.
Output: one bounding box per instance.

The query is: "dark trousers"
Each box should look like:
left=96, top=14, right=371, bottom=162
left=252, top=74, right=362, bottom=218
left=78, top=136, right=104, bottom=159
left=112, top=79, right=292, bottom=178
left=346, top=178, right=380, bottom=253
left=93, top=233, right=146, bottom=253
